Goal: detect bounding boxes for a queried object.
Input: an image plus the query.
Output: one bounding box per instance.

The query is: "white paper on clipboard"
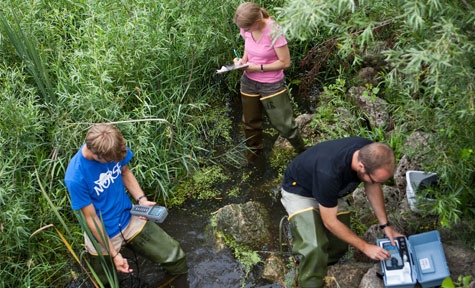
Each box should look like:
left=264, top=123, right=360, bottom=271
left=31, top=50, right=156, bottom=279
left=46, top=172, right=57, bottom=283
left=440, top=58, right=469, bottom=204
left=216, top=63, right=249, bottom=74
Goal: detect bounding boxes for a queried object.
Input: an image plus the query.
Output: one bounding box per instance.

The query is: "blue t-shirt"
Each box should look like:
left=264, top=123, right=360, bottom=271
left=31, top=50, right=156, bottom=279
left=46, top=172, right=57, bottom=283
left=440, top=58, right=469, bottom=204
left=64, top=145, right=134, bottom=238
left=282, top=137, right=372, bottom=208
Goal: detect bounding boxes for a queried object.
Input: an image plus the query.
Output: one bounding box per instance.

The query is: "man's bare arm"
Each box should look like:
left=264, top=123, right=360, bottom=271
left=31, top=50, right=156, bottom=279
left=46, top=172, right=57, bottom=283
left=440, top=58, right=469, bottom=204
left=81, top=204, right=131, bottom=273
left=319, top=204, right=390, bottom=260
left=365, top=182, right=404, bottom=243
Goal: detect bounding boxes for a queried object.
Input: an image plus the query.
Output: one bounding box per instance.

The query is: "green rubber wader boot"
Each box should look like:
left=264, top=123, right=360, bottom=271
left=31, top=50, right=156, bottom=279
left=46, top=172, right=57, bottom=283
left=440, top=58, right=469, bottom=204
left=260, top=89, right=305, bottom=153
left=127, top=221, right=188, bottom=275
left=289, top=208, right=329, bottom=288
left=288, top=130, right=307, bottom=154
left=326, top=211, right=351, bottom=265
left=241, top=93, right=264, bottom=150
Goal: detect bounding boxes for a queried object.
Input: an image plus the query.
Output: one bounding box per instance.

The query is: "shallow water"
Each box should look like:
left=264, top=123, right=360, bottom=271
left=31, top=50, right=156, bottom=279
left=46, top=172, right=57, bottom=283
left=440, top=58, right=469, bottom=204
left=149, top=91, right=293, bottom=287
left=162, top=202, right=285, bottom=287
left=145, top=160, right=289, bottom=288
left=115, top=170, right=289, bottom=287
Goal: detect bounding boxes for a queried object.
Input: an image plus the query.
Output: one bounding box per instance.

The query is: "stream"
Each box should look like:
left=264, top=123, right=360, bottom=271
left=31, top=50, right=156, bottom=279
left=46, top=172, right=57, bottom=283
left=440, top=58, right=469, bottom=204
left=161, top=178, right=288, bottom=288
left=116, top=94, right=293, bottom=287
left=121, top=154, right=290, bottom=288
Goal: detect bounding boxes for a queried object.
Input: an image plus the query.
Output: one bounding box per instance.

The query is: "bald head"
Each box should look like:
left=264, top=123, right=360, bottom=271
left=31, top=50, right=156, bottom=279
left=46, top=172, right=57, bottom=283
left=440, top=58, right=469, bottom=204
left=357, top=142, right=395, bottom=175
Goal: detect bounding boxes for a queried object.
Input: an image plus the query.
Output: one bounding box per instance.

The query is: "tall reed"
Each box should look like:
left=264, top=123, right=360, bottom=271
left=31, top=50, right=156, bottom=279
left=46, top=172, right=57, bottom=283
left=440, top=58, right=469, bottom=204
left=1, top=0, right=272, bottom=285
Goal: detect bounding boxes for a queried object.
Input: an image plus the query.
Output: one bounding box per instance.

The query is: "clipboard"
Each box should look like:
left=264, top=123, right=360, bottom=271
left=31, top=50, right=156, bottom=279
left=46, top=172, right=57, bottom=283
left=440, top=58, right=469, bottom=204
left=216, top=63, right=249, bottom=74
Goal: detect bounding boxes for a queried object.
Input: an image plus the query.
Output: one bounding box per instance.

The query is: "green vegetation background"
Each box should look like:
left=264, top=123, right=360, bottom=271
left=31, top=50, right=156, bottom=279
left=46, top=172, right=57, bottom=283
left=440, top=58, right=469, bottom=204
left=0, top=0, right=474, bottom=286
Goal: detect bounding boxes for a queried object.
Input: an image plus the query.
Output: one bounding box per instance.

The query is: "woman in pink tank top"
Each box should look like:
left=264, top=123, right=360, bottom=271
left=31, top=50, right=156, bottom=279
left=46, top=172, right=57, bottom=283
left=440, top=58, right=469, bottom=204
left=233, top=2, right=306, bottom=164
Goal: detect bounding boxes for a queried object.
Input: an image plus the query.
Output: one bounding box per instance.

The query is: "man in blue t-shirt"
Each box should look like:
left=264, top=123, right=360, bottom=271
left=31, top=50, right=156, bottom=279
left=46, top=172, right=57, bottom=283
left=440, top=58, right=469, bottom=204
left=280, top=137, right=403, bottom=288
left=64, top=124, right=188, bottom=287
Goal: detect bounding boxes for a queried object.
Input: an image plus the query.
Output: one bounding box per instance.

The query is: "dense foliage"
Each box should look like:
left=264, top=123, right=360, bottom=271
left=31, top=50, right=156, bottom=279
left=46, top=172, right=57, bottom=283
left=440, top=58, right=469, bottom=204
left=275, top=0, right=475, bottom=226
left=0, top=0, right=474, bottom=286
left=0, top=0, right=262, bottom=286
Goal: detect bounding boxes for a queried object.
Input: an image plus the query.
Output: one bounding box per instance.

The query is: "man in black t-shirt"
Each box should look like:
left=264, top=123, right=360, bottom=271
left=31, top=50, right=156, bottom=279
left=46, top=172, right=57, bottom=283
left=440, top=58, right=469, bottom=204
left=281, top=137, right=403, bottom=288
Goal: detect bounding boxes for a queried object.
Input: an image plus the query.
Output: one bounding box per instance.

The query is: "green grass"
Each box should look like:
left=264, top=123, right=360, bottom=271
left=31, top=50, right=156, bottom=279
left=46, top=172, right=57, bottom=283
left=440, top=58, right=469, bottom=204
left=0, top=0, right=253, bottom=285
left=1, top=0, right=474, bottom=286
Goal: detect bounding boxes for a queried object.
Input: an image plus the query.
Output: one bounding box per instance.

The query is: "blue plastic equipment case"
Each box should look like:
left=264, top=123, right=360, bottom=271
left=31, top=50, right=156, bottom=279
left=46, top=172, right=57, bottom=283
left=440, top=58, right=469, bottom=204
left=377, top=230, right=450, bottom=288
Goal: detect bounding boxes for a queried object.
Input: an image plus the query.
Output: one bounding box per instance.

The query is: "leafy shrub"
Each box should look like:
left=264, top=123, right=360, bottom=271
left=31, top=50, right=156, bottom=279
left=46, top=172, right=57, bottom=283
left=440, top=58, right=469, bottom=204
left=276, top=0, right=475, bottom=232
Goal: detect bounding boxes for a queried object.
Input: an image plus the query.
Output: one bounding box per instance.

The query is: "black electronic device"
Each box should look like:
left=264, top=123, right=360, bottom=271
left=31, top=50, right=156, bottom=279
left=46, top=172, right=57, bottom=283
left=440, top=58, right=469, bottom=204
left=130, top=205, right=168, bottom=223
left=383, top=242, right=404, bottom=270
left=396, top=236, right=408, bottom=257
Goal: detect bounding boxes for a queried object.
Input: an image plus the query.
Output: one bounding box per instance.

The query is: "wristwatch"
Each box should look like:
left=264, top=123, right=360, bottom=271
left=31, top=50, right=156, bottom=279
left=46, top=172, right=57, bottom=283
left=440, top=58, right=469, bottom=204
left=379, top=222, right=391, bottom=230
left=260, top=64, right=264, bottom=72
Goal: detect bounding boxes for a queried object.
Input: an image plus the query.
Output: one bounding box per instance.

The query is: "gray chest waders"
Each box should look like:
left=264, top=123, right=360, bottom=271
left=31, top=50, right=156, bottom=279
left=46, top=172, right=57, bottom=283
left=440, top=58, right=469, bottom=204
left=288, top=209, right=350, bottom=288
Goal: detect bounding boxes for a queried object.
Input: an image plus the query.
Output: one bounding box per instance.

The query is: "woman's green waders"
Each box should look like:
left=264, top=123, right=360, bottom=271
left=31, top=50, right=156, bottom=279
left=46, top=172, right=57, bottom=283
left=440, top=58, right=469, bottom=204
left=241, top=88, right=306, bottom=154
left=288, top=209, right=350, bottom=288
left=241, top=92, right=265, bottom=151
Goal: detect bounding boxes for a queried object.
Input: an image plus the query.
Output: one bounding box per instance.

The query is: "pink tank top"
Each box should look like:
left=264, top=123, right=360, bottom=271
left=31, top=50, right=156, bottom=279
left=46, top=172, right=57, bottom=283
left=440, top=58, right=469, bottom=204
left=240, top=19, right=287, bottom=83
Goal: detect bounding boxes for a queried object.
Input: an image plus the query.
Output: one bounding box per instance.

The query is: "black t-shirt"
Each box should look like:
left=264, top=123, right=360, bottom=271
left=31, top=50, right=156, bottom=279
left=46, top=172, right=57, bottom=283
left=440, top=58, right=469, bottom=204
left=282, top=137, right=372, bottom=208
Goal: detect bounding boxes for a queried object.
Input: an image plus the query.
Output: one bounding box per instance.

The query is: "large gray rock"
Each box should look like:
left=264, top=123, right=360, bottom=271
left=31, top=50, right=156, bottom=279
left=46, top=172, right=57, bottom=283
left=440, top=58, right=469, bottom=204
left=327, top=262, right=374, bottom=287
left=347, top=86, right=390, bottom=129
left=262, top=254, right=287, bottom=284
left=394, top=154, right=419, bottom=198
left=214, top=201, right=271, bottom=249
left=443, top=240, right=475, bottom=281
left=359, top=264, right=386, bottom=288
